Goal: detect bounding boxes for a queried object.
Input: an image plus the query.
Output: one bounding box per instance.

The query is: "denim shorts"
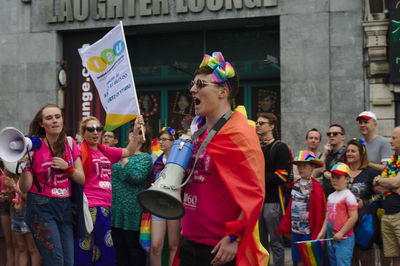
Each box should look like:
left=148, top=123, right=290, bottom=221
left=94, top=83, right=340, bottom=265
left=11, top=209, right=30, bottom=234
left=152, top=214, right=166, bottom=222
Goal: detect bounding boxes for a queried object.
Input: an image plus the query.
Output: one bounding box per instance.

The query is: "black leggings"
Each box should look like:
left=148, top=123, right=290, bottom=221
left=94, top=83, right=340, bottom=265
left=111, top=227, right=146, bottom=266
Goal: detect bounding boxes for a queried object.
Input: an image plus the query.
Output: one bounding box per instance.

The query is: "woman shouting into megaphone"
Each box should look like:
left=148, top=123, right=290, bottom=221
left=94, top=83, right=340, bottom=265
left=19, top=104, right=85, bottom=266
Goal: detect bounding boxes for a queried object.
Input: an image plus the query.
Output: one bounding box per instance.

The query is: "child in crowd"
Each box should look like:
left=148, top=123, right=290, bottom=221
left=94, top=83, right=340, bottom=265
left=277, top=151, right=326, bottom=266
left=317, top=162, right=358, bottom=266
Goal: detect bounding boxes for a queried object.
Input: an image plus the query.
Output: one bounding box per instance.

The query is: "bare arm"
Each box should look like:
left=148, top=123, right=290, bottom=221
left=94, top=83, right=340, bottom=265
left=210, top=211, right=244, bottom=265
left=332, top=209, right=358, bottom=241
left=374, top=173, right=400, bottom=189
left=316, top=217, right=328, bottom=240
left=121, top=115, right=143, bottom=158
left=368, top=161, right=386, bottom=172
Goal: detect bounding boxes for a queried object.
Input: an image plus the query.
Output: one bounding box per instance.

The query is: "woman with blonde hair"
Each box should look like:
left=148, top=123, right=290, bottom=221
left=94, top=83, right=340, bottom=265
left=20, top=103, right=85, bottom=266
left=74, top=115, right=143, bottom=265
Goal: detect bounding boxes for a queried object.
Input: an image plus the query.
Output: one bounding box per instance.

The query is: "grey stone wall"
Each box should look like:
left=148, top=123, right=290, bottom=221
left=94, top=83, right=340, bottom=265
left=0, top=1, right=59, bottom=134
left=0, top=0, right=365, bottom=155
left=280, top=0, right=364, bottom=153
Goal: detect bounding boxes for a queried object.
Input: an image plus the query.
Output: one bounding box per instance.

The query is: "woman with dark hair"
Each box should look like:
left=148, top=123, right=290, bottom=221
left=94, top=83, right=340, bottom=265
left=150, top=126, right=181, bottom=266
left=110, top=125, right=153, bottom=266
left=74, top=115, right=143, bottom=265
left=346, top=138, right=378, bottom=266
left=19, top=103, right=85, bottom=266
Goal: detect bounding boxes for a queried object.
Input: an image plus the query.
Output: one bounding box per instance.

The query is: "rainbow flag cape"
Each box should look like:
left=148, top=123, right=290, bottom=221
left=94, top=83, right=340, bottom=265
left=205, top=107, right=269, bottom=265
left=296, top=239, right=330, bottom=266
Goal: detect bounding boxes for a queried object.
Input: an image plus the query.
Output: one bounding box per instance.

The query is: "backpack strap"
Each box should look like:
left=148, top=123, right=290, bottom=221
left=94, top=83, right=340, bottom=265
left=66, top=136, right=74, bottom=163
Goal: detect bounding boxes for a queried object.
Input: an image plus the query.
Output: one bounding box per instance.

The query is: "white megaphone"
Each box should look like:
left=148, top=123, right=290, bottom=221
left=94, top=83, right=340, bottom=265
left=138, top=140, right=194, bottom=219
left=0, top=127, right=42, bottom=162
left=2, top=160, right=25, bottom=175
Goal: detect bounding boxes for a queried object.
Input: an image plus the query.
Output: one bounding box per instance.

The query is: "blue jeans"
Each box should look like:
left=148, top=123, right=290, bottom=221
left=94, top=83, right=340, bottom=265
left=25, top=193, right=74, bottom=266
left=327, top=234, right=355, bottom=266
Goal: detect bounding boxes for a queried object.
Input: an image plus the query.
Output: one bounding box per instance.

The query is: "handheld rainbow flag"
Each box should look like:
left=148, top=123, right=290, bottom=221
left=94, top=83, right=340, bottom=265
left=296, top=239, right=330, bottom=266
left=139, top=212, right=151, bottom=252
left=78, top=21, right=139, bottom=131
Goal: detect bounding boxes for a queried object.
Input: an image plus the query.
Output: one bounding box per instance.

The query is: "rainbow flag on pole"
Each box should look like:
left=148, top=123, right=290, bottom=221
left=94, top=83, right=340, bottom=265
left=78, top=21, right=139, bottom=131
left=296, top=239, right=330, bottom=266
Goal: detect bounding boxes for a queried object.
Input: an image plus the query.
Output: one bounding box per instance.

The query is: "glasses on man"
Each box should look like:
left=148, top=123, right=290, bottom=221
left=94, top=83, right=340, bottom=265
left=189, top=79, right=221, bottom=91
left=256, top=121, right=268, bottom=126
left=102, top=134, right=114, bottom=138
left=326, top=132, right=343, bottom=137
left=158, top=138, right=173, bottom=142
left=86, top=126, right=103, bottom=133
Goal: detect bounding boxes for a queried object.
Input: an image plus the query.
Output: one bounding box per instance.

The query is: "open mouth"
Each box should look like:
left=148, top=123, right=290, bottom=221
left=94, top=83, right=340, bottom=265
left=193, top=97, right=200, bottom=106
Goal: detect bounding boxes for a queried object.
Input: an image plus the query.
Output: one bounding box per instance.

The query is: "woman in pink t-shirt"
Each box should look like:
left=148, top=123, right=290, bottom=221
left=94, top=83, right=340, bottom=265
left=74, top=116, right=143, bottom=265
left=19, top=104, right=85, bottom=266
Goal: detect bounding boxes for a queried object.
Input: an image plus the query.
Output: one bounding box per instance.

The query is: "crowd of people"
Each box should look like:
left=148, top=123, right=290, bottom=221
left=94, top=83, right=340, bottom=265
left=0, top=51, right=399, bottom=266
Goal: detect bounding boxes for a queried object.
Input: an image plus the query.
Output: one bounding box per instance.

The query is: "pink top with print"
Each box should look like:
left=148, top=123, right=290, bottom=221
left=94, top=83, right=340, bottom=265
left=181, top=130, right=241, bottom=246
left=326, top=189, right=358, bottom=237
left=83, top=146, right=122, bottom=208
left=28, top=138, right=80, bottom=198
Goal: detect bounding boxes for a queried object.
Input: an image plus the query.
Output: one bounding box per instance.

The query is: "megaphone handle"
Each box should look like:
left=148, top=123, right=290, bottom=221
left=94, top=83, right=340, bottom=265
left=26, top=148, right=42, bottom=193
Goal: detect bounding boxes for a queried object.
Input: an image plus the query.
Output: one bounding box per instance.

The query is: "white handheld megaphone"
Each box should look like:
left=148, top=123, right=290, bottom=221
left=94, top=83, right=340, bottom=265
left=138, top=140, right=194, bottom=219
left=0, top=127, right=42, bottom=162
left=2, top=160, right=25, bottom=175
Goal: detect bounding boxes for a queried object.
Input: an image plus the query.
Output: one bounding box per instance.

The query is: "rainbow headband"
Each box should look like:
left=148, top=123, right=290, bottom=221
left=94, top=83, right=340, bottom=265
left=330, top=162, right=350, bottom=176
left=352, top=137, right=367, bottom=152
left=199, top=52, right=235, bottom=90
left=161, top=126, right=176, bottom=140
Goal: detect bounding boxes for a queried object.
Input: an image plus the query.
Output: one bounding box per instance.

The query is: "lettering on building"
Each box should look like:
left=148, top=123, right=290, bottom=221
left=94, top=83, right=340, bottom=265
left=47, top=0, right=277, bottom=23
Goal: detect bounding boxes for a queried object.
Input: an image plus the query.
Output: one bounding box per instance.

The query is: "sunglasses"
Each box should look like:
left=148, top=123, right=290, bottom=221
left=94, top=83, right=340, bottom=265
left=158, top=138, right=173, bottom=142
left=86, top=126, right=103, bottom=133
left=326, top=132, right=342, bottom=137
left=189, top=79, right=220, bottom=91
left=256, top=121, right=268, bottom=126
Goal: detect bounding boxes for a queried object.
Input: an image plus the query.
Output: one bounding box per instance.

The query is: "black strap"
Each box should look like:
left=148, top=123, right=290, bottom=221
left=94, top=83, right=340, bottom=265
left=177, top=111, right=233, bottom=189
left=27, top=148, right=42, bottom=193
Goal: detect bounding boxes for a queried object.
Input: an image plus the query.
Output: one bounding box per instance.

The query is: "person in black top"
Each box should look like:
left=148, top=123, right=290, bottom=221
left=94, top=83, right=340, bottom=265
left=256, top=112, right=291, bottom=266
left=346, top=138, right=378, bottom=265
left=314, top=124, right=346, bottom=198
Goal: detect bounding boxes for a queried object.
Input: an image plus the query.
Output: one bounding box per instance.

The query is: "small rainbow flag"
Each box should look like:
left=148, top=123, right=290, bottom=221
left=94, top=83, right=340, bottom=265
left=296, top=239, right=330, bottom=266
left=139, top=212, right=151, bottom=252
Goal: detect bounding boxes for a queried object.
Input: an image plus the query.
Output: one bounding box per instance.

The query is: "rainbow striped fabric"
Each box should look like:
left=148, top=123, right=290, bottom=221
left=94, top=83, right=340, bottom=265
left=297, top=239, right=329, bottom=266
left=139, top=212, right=151, bottom=252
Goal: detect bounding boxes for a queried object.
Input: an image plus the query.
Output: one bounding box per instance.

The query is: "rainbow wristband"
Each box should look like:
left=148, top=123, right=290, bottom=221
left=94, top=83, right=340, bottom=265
left=22, top=163, right=31, bottom=173
left=65, top=165, right=74, bottom=175
left=229, top=234, right=241, bottom=243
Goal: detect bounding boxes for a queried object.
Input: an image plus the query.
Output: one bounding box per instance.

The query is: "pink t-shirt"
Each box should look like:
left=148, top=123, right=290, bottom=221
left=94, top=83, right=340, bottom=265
left=28, top=138, right=80, bottom=198
left=326, top=189, right=358, bottom=237
left=181, top=130, right=241, bottom=246
left=83, top=146, right=122, bottom=208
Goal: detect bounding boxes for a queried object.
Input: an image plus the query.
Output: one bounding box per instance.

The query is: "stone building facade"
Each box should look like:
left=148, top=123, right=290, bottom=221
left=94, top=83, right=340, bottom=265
left=0, top=0, right=395, bottom=152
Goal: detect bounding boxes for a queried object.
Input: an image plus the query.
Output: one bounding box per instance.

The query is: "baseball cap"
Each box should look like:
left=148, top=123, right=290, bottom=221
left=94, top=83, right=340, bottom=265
left=356, top=111, right=377, bottom=121
left=330, top=163, right=350, bottom=176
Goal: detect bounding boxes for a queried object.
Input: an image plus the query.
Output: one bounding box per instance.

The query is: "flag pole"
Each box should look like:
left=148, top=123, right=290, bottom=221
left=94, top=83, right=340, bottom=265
left=295, top=238, right=333, bottom=244
left=119, top=20, right=145, bottom=141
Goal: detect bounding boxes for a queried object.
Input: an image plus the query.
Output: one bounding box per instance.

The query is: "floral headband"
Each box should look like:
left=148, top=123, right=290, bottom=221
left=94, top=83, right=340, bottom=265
left=199, top=52, right=235, bottom=90
left=352, top=137, right=367, bottom=152
left=161, top=126, right=176, bottom=140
